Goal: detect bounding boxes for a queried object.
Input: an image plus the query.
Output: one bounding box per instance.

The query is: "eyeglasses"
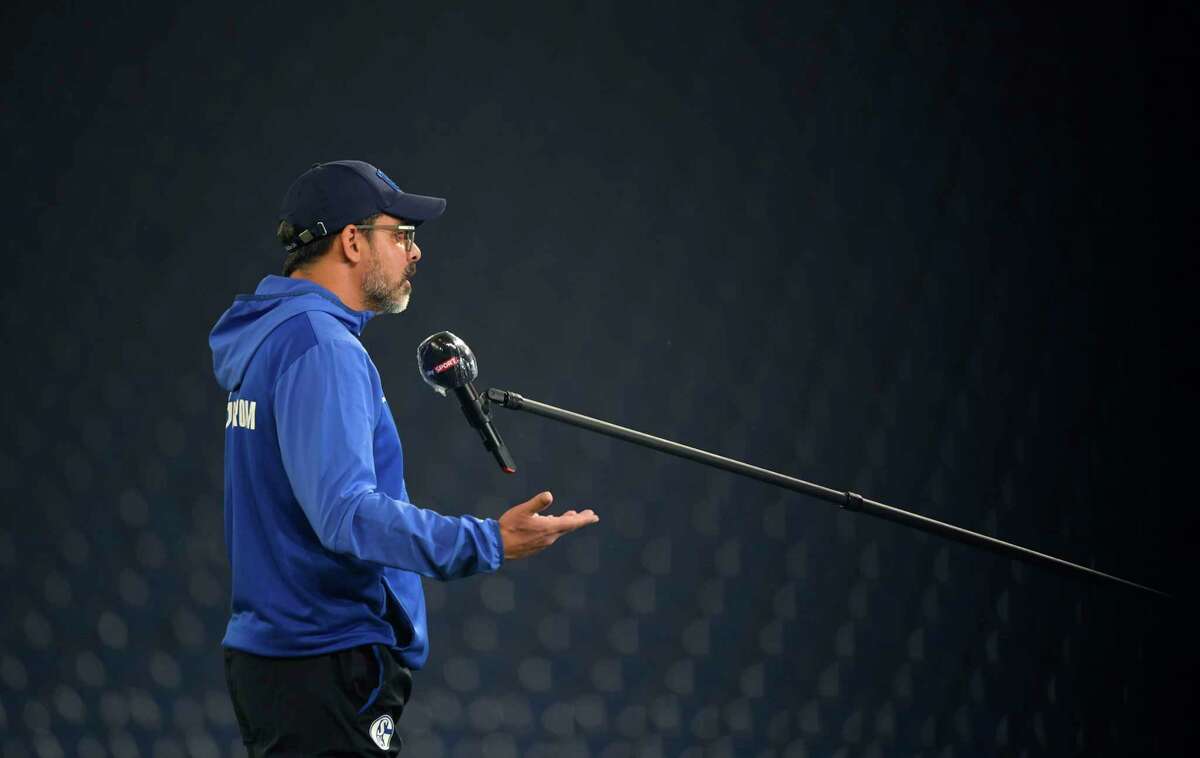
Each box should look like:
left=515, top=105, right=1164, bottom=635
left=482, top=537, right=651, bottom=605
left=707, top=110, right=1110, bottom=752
left=355, top=224, right=417, bottom=252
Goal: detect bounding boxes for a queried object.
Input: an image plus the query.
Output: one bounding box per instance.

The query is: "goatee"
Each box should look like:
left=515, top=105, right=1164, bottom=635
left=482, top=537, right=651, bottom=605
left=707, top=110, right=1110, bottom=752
left=362, top=256, right=411, bottom=314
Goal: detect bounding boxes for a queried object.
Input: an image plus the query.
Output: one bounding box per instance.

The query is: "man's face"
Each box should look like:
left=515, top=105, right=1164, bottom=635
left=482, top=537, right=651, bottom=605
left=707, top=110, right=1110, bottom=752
left=360, top=213, right=421, bottom=314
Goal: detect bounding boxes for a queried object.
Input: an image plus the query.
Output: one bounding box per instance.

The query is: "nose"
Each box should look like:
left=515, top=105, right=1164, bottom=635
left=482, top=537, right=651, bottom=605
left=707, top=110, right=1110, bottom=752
left=409, top=240, right=422, bottom=263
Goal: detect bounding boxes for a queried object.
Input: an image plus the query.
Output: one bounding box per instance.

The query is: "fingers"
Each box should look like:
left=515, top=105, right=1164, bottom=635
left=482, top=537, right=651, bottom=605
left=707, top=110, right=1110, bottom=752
left=499, top=493, right=599, bottom=560
left=548, top=509, right=600, bottom=533
left=506, top=492, right=598, bottom=533
left=516, top=491, right=554, bottom=516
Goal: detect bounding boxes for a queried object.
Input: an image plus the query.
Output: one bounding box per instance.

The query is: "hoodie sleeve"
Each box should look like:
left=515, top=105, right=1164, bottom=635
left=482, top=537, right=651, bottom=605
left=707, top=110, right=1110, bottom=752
left=274, top=338, right=504, bottom=579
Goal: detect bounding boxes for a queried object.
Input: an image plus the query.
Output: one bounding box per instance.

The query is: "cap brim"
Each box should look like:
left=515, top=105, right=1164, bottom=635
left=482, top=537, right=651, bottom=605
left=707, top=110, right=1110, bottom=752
left=383, top=192, right=446, bottom=226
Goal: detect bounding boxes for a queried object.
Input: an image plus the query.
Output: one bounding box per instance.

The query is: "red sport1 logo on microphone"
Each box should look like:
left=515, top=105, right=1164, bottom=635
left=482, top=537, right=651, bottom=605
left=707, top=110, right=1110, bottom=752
left=432, top=356, right=460, bottom=374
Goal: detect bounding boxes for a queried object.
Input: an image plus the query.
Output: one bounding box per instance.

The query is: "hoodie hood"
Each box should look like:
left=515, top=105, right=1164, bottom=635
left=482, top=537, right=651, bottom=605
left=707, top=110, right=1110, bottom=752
left=209, top=275, right=375, bottom=391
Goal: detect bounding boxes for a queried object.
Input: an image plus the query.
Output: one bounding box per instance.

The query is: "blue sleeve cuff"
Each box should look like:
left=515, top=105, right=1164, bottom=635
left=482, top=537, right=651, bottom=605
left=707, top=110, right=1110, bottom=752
left=482, top=518, right=505, bottom=572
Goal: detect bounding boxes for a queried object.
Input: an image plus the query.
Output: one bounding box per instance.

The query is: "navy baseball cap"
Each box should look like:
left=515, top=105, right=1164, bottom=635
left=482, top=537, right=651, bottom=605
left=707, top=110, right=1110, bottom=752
left=279, top=160, right=447, bottom=251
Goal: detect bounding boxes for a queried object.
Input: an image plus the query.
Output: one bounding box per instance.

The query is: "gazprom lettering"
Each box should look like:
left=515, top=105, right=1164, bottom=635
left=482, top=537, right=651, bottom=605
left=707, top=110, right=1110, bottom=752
left=226, top=398, right=257, bottom=430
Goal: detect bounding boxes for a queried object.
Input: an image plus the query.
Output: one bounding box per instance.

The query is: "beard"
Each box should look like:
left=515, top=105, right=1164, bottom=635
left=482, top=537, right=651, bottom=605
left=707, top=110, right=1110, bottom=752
left=362, top=247, right=412, bottom=314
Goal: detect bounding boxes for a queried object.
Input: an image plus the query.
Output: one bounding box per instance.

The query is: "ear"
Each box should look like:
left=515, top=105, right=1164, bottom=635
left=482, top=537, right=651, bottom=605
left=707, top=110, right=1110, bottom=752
left=339, top=224, right=366, bottom=264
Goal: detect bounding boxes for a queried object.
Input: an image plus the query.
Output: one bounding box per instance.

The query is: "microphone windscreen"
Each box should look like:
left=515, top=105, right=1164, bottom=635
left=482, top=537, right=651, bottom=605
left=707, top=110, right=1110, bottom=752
left=417, top=331, right=479, bottom=395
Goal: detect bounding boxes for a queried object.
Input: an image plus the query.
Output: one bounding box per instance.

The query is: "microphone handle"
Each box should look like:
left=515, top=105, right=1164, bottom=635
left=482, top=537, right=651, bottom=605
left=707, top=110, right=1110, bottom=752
left=455, top=384, right=517, bottom=474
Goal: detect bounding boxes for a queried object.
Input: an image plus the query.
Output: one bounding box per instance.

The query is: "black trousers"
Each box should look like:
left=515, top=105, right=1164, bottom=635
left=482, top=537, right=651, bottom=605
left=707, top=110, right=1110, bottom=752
left=224, top=644, right=413, bottom=756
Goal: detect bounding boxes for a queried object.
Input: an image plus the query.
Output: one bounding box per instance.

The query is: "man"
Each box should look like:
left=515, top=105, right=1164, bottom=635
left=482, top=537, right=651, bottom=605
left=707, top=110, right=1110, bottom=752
left=208, top=160, right=598, bottom=755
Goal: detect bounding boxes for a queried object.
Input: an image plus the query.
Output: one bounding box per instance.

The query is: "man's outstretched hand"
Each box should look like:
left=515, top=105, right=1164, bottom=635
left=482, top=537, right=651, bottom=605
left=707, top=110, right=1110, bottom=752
left=499, top=491, right=599, bottom=560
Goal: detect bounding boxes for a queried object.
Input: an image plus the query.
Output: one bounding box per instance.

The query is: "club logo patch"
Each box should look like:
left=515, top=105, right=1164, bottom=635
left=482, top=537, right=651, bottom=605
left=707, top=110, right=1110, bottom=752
left=369, top=714, right=394, bottom=750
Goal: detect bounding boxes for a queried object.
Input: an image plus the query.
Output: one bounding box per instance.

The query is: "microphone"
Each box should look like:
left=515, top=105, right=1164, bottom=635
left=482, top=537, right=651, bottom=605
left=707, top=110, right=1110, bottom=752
left=417, top=331, right=517, bottom=474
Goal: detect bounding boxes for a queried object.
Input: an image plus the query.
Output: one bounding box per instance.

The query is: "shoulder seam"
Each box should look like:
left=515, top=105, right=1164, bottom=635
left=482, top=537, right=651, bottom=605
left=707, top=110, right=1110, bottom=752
left=272, top=312, right=322, bottom=383
left=272, top=330, right=376, bottom=413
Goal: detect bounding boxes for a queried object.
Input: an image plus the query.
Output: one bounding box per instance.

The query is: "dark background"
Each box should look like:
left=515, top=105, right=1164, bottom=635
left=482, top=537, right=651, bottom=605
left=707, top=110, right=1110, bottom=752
left=1, top=1, right=1195, bottom=756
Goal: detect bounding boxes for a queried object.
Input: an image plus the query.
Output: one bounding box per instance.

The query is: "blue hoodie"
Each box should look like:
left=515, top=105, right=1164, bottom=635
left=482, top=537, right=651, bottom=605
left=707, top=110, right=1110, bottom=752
left=209, top=275, right=503, bottom=668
